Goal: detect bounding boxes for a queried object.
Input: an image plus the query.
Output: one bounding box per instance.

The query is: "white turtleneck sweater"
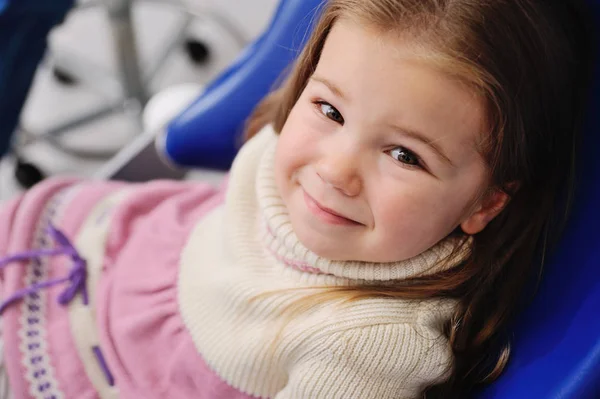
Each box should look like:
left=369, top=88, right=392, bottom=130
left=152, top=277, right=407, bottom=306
left=178, top=125, right=466, bottom=398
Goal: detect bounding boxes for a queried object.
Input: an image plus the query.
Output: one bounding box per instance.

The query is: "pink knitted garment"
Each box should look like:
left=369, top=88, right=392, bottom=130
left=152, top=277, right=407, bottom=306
left=0, top=177, right=256, bottom=399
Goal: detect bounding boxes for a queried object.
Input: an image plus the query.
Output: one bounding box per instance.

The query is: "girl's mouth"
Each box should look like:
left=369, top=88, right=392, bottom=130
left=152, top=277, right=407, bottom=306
left=303, top=190, right=361, bottom=226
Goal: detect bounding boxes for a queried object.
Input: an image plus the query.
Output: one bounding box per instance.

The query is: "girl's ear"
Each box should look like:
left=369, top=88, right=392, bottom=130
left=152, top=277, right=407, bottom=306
left=460, top=188, right=511, bottom=235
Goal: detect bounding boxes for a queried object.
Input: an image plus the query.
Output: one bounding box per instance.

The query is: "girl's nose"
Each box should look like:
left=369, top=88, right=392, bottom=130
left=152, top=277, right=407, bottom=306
left=315, top=150, right=362, bottom=197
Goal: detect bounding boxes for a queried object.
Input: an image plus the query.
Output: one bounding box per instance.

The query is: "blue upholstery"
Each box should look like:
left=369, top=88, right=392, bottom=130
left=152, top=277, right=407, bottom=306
left=477, top=1, right=600, bottom=397
left=164, top=0, right=600, bottom=397
left=0, top=0, right=75, bottom=157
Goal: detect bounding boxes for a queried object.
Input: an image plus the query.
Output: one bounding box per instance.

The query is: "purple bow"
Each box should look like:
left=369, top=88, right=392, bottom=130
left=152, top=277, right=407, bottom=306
left=0, top=224, right=89, bottom=315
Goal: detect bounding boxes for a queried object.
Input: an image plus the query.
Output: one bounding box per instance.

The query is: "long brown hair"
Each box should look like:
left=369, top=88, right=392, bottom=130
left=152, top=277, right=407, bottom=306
left=246, top=0, right=593, bottom=396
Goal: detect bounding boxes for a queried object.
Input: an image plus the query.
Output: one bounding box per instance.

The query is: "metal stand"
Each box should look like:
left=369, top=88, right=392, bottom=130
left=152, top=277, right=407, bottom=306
left=106, top=0, right=148, bottom=106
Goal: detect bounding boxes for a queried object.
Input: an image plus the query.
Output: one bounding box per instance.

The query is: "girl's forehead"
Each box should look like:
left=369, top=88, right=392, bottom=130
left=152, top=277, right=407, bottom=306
left=331, top=17, right=433, bottom=62
left=317, top=18, right=477, bottom=102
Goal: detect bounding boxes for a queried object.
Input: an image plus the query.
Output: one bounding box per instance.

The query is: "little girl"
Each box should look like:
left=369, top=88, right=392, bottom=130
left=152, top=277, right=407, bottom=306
left=0, top=0, right=591, bottom=398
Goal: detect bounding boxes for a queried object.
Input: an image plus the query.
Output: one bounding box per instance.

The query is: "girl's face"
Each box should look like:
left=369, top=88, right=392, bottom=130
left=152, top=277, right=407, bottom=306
left=275, top=19, right=507, bottom=262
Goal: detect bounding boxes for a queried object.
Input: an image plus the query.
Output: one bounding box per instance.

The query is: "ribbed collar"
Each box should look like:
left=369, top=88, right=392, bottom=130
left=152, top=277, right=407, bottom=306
left=249, top=126, right=471, bottom=283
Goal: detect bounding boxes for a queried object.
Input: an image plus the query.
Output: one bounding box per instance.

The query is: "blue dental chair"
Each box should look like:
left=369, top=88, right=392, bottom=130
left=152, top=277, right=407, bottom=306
left=106, top=0, right=600, bottom=397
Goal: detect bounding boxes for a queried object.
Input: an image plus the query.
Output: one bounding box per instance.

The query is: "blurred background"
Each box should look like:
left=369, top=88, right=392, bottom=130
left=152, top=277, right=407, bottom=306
left=0, top=0, right=279, bottom=202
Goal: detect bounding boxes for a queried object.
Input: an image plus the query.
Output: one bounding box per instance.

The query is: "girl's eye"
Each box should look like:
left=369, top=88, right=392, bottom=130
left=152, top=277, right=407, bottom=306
left=389, top=147, right=421, bottom=167
left=316, top=101, right=344, bottom=124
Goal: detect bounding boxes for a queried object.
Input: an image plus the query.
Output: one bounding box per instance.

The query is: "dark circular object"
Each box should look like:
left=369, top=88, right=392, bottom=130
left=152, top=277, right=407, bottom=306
left=15, top=160, right=45, bottom=188
left=52, top=67, right=78, bottom=85
left=184, top=38, right=210, bottom=64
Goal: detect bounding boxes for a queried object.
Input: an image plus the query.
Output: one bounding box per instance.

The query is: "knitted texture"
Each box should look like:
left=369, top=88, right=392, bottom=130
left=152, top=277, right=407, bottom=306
left=178, top=126, right=466, bottom=399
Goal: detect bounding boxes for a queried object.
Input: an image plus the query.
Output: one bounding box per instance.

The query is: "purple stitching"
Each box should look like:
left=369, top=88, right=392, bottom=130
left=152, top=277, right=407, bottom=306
left=8, top=188, right=116, bottom=395
left=9, top=189, right=79, bottom=398
left=22, top=195, right=63, bottom=398
left=0, top=224, right=88, bottom=314
left=92, top=346, right=115, bottom=387
left=1, top=186, right=123, bottom=397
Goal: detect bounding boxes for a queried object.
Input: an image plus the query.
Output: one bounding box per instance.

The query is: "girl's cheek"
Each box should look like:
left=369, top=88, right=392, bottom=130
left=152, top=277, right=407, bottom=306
left=284, top=109, right=324, bottom=146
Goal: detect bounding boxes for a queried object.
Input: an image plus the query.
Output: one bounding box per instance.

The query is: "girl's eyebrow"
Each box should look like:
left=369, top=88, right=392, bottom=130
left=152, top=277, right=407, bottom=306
left=310, top=75, right=347, bottom=100
left=388, top=124, right=455, bottom=168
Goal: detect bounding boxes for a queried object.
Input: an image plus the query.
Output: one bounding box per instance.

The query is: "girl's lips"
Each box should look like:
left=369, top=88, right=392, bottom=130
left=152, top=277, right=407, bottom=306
left=303, top=190, right=360, bottom=226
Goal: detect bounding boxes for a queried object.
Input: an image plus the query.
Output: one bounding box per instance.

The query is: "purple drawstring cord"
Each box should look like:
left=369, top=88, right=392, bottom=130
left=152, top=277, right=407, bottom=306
left=0, top=223, right=116, bottom=387
left=0, top=223, right=89, bottom=315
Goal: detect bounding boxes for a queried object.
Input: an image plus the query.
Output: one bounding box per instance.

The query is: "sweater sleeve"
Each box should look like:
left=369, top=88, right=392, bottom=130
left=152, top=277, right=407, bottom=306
left=276, top=307, right=455, bottom=399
